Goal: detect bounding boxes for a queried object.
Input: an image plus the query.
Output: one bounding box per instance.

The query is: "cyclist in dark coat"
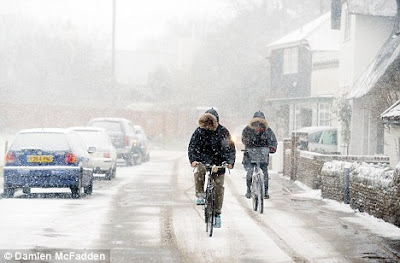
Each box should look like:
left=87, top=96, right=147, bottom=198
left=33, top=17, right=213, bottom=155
left=242, top=111, right=277, bottom=199
left=188, top=108, right=235, bottom=228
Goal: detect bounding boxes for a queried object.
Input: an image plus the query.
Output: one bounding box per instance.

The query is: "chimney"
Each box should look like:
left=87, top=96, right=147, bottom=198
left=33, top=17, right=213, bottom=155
left=394, top=0, right=400, bottom=36
left=331, top=0, right=341, bottom=30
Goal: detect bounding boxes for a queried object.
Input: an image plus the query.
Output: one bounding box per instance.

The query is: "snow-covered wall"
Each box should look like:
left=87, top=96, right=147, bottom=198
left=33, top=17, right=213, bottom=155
left=321, top=160, right=400, bottom=227
left=283, top=136, right=399, bottom=226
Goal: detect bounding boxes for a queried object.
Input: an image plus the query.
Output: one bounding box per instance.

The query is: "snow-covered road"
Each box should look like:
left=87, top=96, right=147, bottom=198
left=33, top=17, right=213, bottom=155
left=0, top=149, right=399, bottom=262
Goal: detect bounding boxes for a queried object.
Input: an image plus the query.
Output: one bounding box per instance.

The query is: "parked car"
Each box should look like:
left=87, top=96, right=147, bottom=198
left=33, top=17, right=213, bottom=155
left=294, top=126, right=339, bottom=154
left=69, top=127, right=117, bottom=180
left=134, top=124, right=150, bottom=162
left=3, top=128, right=95, bottom=198
left=87, top=118, right=142, bottom=165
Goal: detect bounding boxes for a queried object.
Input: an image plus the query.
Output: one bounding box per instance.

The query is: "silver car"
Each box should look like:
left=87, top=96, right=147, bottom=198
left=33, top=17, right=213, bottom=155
left=70, top=127, right=117, bottom=180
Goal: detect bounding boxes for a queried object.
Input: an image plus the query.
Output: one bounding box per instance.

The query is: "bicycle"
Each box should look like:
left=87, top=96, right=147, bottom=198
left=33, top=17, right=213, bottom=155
left=196, top=162, right=227, bottom=237
left=242, top=147, right=269, bottom=214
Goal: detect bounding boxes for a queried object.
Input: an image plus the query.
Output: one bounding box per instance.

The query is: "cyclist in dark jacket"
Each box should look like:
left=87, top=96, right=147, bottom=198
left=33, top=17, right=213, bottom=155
left=242, top=111, right=277, bottom=199
left=188, top=108, right=235, bottom=228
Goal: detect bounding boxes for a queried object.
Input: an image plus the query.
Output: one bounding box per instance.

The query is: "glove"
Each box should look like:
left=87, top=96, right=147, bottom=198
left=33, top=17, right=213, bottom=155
left=269, top=147, right=276, bottom=154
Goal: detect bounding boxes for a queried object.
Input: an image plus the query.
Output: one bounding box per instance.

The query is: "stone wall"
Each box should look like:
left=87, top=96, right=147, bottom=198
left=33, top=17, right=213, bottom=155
left=350, top=169, right=400, bottom=227
left=283, top=135, right=399, bottom=227
left=320, top=162, right=346, bottom=202
left=295, top=152, right=324, bottom=189
left=320, top=161, right=400, bottom=227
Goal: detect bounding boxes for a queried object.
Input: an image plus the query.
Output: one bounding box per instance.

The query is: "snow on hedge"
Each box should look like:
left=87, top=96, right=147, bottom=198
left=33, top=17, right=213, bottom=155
left=352, top=162, right=394, bottom=188
left=322, top=160, right=395, bottom=188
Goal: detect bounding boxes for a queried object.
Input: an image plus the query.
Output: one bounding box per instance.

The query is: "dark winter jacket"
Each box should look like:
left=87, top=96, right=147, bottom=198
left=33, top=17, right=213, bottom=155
left=188, top=113, right=236, bottom=169
left=241, top=117, right=277, bottom=165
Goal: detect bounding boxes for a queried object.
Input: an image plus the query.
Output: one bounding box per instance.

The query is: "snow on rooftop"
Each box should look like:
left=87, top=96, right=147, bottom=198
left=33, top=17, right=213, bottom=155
left=348, top=35, right=400, bottom=99
left=347, top=0, right=397, bottom=17
left=381, top=100, right=400, bottom=120
left=267, top=12, right=339, bottom=52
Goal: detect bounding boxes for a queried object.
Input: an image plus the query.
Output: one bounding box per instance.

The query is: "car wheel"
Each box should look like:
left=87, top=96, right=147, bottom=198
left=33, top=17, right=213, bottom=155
left=105, top=165, right=113, bottom=180
left=3, top=187, right=14, bottom=198
left=84, top=179, right=93, bottom=195
left=125, top=153, right=135, bottom=166
left=112, top=165, right=117, bottom=178
left=134, top=152, right=143, bottom=165
left=105, top=169, right=112, bottom=180
left=71, top=178, right=82, bottom=199
left=22, top=187, right=31, bottom=194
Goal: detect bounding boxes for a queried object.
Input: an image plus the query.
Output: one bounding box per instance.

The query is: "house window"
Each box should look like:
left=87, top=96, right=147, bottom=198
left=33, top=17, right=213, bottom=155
left=283, top=47, right=298, bottom=74
left=344, top=11, right=351, bottom=41
left=319, top=103, right=331, bottom=126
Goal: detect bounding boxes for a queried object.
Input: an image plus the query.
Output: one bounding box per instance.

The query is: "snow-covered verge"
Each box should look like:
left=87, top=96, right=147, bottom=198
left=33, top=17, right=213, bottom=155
left=321, top=160, right=400, bottom=227
left=291, top=178, right=400, bottom=240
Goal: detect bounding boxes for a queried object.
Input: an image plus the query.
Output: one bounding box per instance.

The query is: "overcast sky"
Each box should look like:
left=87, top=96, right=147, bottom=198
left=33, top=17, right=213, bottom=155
left=1, top=0, right=238, bottom=50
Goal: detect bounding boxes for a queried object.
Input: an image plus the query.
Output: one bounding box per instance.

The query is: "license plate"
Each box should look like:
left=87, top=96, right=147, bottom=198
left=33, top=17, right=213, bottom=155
left=28, top=155, right=54, bottom=163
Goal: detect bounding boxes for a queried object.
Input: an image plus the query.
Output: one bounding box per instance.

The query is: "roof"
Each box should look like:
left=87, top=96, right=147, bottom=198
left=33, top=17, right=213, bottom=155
left=69, top=126, right=106, bottom=132
left=347, top=0, right=397, bottom=17
left=294, top=126, right=337, bottom=134
left=381, top=100, right=400, bottom=123
left=19, top=128, right=68, bottom=134
left=89, top=117, right=131, bottom=123
left=265, top=95, right=334, bottom=105
left=348, top=34, right=400, bottom=99
left=267, top=12, right=339, bottom=51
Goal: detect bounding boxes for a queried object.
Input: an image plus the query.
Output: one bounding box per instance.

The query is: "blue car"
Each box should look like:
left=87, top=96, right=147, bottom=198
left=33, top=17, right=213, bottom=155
left=3, top=128, right=95, bottom=198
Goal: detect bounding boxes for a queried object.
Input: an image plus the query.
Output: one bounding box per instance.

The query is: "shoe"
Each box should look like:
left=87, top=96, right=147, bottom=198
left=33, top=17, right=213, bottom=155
left=196, top=197, right=205, bottom=205
left=264, top=194, right=270, bottom=199
left=245, top=189, right=251, bottom=199
left=214, top=214, right=221, bottom=228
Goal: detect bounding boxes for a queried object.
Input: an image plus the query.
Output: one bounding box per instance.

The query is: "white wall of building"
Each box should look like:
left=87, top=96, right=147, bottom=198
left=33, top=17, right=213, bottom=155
left=338, top=3, right=393, bottom=95
left=311, top=66, right=339, bottom=96
left=384, top=126, right=400, bottom=168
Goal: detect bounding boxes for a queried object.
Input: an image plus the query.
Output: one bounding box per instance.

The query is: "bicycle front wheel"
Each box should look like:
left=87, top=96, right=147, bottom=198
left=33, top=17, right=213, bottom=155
left=206, top=190, right=215, bottom=237
left=252, top=181, right=258, bottom=212
left=258, top=183, right=264, bottom=214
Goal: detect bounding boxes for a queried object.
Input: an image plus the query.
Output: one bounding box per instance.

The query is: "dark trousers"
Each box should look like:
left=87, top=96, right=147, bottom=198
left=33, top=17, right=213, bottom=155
left=245, top=162, right=269, bottom=194
left=194, top=163, right=225, bottom=214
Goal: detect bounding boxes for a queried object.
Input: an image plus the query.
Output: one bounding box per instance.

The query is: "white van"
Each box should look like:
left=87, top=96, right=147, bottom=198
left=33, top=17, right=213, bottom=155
left=294, top=126, right=339, bottom=154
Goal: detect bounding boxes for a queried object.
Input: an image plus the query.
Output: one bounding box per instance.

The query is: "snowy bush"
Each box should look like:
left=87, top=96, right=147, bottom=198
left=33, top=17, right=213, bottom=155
left=351, top=162, right=394, bottom=188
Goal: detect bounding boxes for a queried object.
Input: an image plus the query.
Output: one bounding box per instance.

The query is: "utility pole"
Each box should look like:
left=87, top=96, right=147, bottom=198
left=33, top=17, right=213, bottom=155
left=111, top=0, right=116, bottom=107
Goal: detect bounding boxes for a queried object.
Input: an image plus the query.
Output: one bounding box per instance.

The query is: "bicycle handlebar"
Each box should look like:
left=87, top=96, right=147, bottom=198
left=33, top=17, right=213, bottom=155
left=193, top=161, right=229, bottom=174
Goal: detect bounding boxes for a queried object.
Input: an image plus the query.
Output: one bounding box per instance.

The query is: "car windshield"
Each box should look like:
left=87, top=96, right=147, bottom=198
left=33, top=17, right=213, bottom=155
left=9, top=132, right=70, bottom=151
left=91, top=121, right=122, bottom=133
left=308, top=131, right=323, bottom=143
left=75, top=131, right=110, bottom=147
left=321, top=131, right=337, bottom=145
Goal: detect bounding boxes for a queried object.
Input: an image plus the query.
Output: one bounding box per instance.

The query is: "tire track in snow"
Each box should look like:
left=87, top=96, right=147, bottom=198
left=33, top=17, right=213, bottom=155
left=225, top=175, right=309, bottom=263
